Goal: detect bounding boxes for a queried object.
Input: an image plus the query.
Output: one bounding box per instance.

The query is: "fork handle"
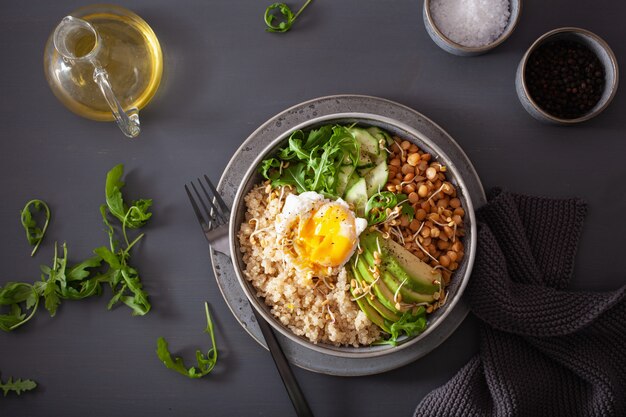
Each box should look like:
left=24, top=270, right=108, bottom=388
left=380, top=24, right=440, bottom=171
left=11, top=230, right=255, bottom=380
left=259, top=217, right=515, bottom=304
left=252, top=309, right=314, bottom=417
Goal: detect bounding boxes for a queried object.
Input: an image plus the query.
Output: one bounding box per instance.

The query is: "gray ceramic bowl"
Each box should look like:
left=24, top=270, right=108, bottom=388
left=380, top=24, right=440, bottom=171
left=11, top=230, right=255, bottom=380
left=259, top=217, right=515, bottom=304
left=423, top=0, right=522, bottom=56
left=229, top=112, right=477, bottom=359
left=515, top=27, right=619, bottom=125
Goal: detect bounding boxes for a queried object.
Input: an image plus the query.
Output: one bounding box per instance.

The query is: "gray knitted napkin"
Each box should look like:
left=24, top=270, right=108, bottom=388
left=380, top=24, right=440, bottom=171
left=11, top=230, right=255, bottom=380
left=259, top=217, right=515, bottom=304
left=414, top=189, right=626, bottom=417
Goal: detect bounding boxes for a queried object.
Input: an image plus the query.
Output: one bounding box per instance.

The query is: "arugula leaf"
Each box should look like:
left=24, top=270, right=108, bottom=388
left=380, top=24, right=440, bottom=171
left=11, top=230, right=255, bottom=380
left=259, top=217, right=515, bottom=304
left=157, top=303, right=218, bottom=378
left=377, top=308, right=427, bottom=347
left=0, top=283, right=39, bottom=331
left=33, top=243, right=69, bottom=317
left=0, top=373, right=37, bottom=397
left=105, top=164, right=152, bottom=229
left=20, top=199, right=50, bottom=256
left=264, top=0, right=312, bottom=33
left=401, top=204, right=415, bottom=222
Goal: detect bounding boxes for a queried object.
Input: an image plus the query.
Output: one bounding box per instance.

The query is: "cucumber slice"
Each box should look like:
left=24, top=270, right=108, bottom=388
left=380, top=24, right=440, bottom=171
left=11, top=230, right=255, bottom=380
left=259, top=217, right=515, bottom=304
left=350, top=127, right=380, bottom=156
left=357, top=151, right=374, bottom=168
left=344, top=172, right=361, bottom=196
left=364, top=161, right=389, bottom=197
left=367, top=127, right=392, bottom=145
left=344, top=178, right=368, bottom=217
left=336, top=165, right=355, bottom=197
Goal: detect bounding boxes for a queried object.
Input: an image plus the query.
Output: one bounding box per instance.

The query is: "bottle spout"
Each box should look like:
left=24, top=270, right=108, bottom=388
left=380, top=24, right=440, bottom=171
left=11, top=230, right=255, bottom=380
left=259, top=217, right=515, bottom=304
left=53, top=16, right=99, bottom=62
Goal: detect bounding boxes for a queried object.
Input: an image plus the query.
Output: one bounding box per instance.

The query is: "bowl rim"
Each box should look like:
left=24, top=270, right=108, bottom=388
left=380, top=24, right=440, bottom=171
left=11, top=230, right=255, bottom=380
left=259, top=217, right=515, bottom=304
left=423, top=0, right=522, bottom=53
left=228, top=111, right=477, bottom=359
left=518, top=27, right=620, bottom=124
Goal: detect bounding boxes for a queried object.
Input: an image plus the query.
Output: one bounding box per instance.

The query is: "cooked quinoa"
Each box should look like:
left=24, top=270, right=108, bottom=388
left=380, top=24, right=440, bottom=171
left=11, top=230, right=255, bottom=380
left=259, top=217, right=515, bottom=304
left=238, top=185, right=381, bottom=347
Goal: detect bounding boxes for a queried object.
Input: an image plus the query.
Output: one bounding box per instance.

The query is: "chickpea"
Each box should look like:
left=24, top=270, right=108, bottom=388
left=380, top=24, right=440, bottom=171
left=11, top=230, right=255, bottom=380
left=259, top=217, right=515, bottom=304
left=454, top=207, right=465, bottom=217
left=444, top=226, right=454, bottom=238
left=452, top=241, right=463, bottom=252
left=447, top=251, right=458, bottom=262
left=420, top=226, right=430, bottom=237
left=437, top=240, right=450, bottom=250
left=408, top=192, right=419, bottom=204
left=407, top=153, right=420, bottom=166
left=450, top=197, right=461, bottom=208
left=417, top=184, right=429, bottom=197
left=452, top=214, right=463, bottom=225
left=404, top=184, right=416, bottom=194
left=439, top=255, right=451, bottom=268
left=430, top=227, right=440, bottom=238
left=437, top=198, right=449, bottom=208
left=449, top=262, right=459, bottom=271
left=425, top=167, right=437, bottom=181
left=401, top=164, right=414, bottom=175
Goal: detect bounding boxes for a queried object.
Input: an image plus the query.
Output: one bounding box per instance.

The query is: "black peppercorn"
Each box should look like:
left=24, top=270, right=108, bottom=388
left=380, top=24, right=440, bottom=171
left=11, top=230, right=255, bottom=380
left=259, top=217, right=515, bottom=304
left=525, top=40, right=605, bottom=119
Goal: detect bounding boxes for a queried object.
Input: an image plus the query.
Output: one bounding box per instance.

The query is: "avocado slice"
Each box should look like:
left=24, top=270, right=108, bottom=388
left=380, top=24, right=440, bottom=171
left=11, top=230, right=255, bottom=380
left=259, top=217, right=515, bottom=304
left=349, top=285, right=391, bottom=333
left=384, top=237, right=442, bottom=292
left=361, top=250, right=436, bottom=304
left=361, top=231, right=441, bottom=295
left=355, top=256, right=402, bottom=314
left=351, top=266, right=401, bottom=322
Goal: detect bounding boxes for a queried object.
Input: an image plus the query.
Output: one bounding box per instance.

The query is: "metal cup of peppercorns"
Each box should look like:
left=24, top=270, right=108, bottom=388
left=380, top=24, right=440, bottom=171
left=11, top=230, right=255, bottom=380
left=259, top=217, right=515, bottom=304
left=516, top=27, right=619, bottom=124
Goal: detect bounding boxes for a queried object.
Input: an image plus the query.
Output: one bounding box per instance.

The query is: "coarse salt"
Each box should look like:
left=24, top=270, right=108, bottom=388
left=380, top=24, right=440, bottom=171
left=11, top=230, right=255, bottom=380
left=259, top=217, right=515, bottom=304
left=430, top=0, right=511, bottom=48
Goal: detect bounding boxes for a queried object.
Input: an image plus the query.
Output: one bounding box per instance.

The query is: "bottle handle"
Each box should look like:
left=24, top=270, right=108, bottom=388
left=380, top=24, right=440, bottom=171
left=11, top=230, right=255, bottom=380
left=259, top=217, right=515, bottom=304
left=92, top=66, right=141, bottom=138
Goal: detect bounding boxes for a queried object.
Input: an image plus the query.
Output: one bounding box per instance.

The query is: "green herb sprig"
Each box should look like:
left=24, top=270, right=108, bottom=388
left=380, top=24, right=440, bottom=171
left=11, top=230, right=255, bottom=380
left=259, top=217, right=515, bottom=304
left=20, top=199, right=50, bottom=256
left=365, top=192, right=415, bottom=225
left=0, top=373, right=37, bottom=397
left=376, top=308, right=427, bottom=347
left=156, top=302, right=218, bottom=378
left=0, top=164, right=152, bottom=332
left=264, top=0, right=312, bottom=33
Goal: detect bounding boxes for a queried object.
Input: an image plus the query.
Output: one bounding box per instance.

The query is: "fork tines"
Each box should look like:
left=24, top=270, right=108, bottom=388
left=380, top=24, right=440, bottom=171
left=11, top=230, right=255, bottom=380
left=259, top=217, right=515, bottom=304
left=185, top=176, right=229, bottom=231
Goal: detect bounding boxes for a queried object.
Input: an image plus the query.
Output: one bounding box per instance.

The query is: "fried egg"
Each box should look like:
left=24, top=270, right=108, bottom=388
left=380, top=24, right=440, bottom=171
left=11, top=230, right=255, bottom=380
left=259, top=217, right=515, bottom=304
left=276, top=191, right=367, bottom=276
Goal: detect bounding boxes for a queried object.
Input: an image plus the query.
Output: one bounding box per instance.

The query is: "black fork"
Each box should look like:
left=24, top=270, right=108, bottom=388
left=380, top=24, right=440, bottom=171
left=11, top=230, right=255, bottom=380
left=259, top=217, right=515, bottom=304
left=185, top=175, right=314, bottom=417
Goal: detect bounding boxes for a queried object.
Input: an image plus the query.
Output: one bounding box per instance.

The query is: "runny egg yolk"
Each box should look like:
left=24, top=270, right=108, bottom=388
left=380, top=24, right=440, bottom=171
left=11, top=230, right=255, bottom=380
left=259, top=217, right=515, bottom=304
left=295, top=203, right=357, bottom=272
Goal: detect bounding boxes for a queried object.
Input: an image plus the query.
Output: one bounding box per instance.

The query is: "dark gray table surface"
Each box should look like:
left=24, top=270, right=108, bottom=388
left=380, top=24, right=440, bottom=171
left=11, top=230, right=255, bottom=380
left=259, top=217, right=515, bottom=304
left=1, top=1, right=624, bottom=416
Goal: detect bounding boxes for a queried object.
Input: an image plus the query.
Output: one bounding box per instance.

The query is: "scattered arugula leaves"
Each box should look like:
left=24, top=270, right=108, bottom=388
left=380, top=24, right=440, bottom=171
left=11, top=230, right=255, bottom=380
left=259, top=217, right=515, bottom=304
left=20, top=199, right=50, bottom=256
left=0, top=373, right=37, bottom=397
left=264, top=0, right=312, bottom=33
left=157, top=302, right=218, bottom=378
left=0, top=164, right=152, bottom=332
left=260, top=125, right=360, bottom=197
